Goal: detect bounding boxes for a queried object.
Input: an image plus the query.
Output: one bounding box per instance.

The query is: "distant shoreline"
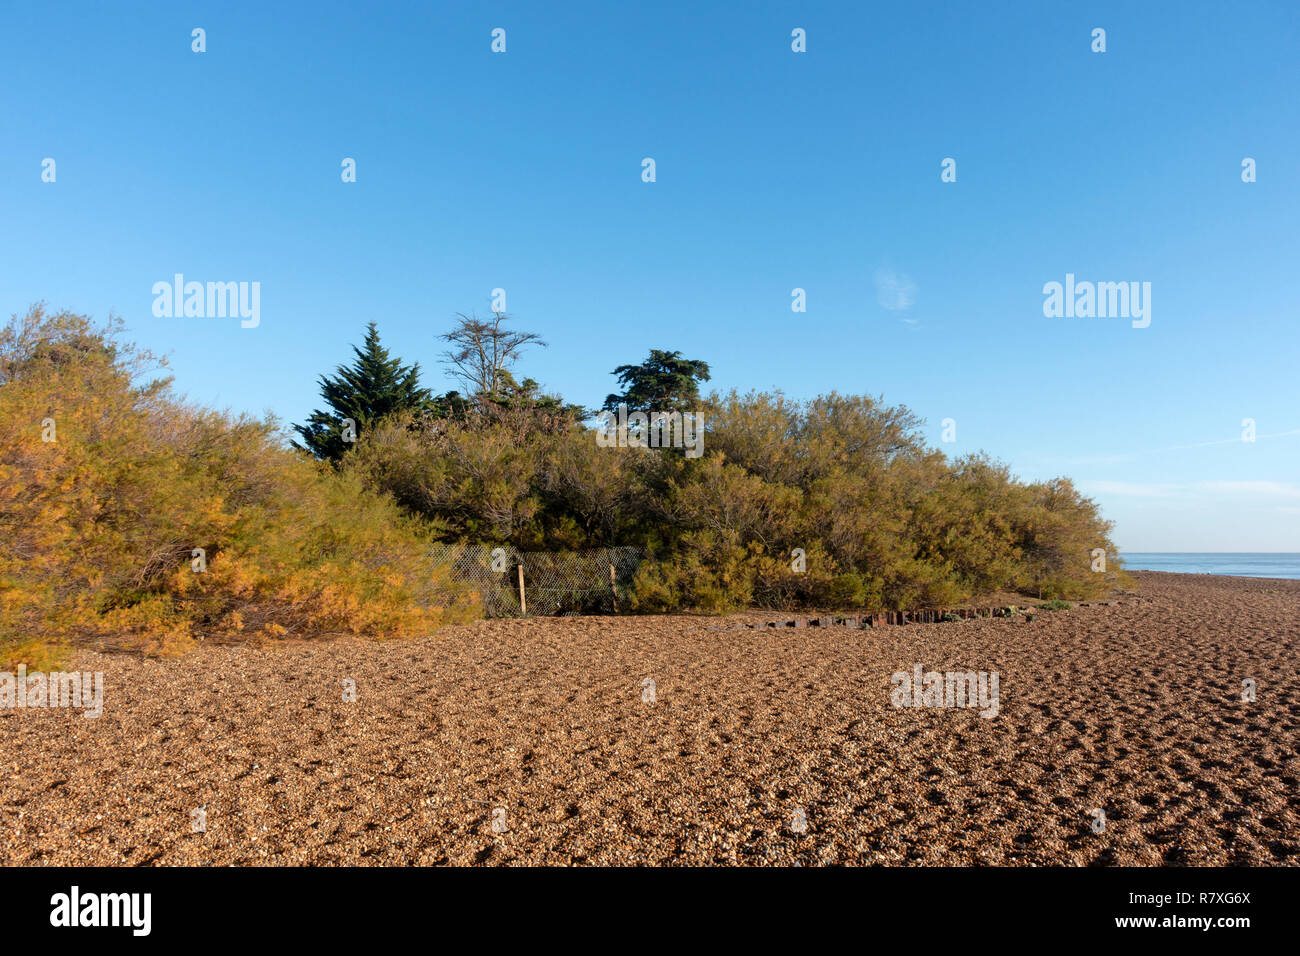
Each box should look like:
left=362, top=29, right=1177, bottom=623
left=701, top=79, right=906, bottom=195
left=1129, top=568, right=1300, bottom=583
left=1120, top=554, right=1300, bottom=581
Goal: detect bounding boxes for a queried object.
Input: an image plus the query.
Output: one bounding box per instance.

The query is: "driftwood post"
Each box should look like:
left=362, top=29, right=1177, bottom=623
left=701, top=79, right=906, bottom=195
left=517, top=563, right=527, bottom=616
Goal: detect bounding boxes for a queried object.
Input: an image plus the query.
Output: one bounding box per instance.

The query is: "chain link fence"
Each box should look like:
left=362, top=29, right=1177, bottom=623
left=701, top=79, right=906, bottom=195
left=427, top=543, right=645, bottom=618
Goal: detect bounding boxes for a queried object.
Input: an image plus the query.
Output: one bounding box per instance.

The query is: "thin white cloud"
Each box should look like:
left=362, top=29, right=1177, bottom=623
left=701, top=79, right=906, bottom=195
left=875, top=269, right=916, bottom=312
left=1083, top=480, right=1300, bottom=501
left=1084, top=481, right=1186, bottom=499
left=1026, top=427, right=1300, bottom=468
left=1201, top=480, right=1300, bottom=499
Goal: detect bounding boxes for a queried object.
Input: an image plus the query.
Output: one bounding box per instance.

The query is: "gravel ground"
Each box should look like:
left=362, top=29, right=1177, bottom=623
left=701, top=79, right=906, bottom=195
left=3, top=571, right=1297, bottom=866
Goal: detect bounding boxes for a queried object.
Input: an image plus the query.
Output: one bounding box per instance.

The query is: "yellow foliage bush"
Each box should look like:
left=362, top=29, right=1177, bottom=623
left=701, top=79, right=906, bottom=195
left=0, top=306, right=473, bottom=667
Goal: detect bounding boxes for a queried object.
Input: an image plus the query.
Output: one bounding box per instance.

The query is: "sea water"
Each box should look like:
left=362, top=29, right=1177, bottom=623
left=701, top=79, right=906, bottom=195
left=1120, top=553, right=1300, bottom=580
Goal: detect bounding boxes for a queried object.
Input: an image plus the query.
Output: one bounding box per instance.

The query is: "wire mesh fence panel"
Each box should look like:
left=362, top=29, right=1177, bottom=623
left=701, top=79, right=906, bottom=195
left=427, top=543, right=644, bottom=618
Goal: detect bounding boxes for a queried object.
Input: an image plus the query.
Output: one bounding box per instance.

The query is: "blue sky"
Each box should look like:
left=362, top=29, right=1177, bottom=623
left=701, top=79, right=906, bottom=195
left=3, top=1, right=1297, bottom=551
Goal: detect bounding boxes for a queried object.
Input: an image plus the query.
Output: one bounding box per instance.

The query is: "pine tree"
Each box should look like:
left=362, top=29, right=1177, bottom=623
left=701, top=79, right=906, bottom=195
left=603, top=349, right=711, bottom=413
left=293, top=322, right=432, bottom=462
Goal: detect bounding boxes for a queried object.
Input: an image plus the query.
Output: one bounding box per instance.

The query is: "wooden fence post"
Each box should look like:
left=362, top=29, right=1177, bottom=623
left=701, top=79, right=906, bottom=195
left=610, top=563, right=618, bottom=613
left=517, top=563, right=527, bottom=616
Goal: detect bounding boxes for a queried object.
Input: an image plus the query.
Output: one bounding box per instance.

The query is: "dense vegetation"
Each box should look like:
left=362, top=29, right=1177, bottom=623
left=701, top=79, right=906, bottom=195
left=326, top=313, right=1125, bottom=611
left=1, top=305, right=1125, bottom=665
left=0, top=307, right=467, bottom=667
left=351, top=389, right=1125, bottom=614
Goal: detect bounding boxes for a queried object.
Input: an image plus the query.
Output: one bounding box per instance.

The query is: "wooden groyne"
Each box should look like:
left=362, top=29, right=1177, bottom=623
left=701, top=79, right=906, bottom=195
left=695, top=601, right=1121, bottom=632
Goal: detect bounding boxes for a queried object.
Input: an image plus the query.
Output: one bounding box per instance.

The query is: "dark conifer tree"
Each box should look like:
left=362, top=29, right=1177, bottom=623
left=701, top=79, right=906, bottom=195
left=602, top=349, right=711, bottom=413
left=293, top=322, right=432, bottom=462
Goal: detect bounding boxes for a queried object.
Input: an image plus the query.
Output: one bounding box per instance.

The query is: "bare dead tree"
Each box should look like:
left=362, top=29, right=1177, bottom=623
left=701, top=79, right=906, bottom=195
left=439, top=311, right=546, bottom=398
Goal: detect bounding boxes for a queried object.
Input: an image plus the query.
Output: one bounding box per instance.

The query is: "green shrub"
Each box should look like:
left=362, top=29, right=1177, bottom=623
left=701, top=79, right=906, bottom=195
left=345, top=387, right=1128, bottom=615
